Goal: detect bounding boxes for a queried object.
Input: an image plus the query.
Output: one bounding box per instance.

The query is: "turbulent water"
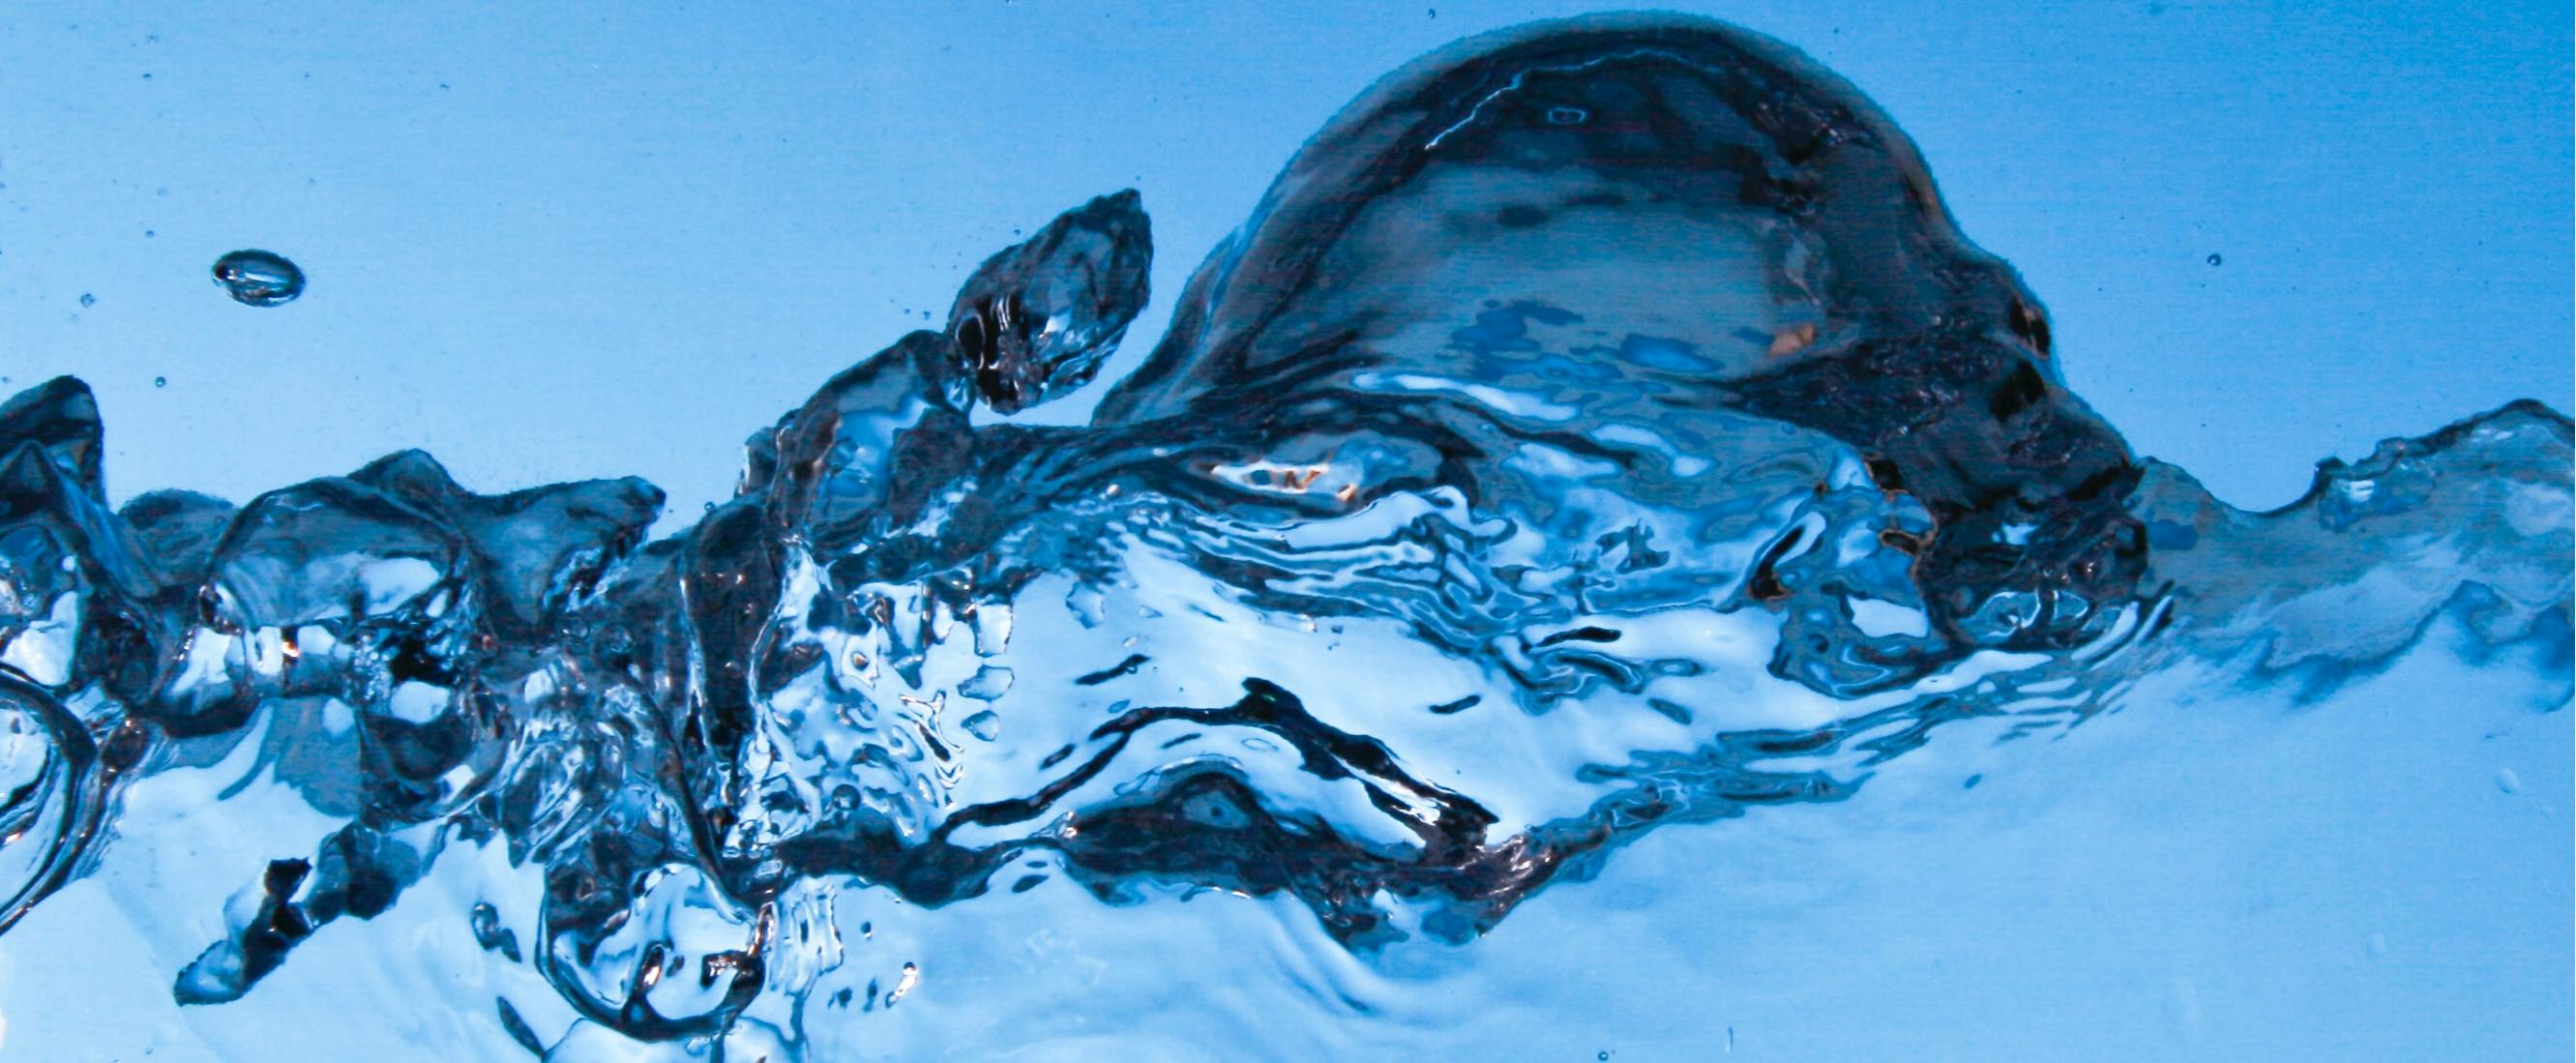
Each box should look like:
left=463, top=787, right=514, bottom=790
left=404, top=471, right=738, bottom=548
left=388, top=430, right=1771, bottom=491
left=0, top=15, right=2567, bottom=1061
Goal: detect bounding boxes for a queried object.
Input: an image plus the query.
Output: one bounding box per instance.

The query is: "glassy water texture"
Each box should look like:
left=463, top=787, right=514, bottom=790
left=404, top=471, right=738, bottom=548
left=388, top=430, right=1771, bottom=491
left=0, top=15, right=2566, bottom=1061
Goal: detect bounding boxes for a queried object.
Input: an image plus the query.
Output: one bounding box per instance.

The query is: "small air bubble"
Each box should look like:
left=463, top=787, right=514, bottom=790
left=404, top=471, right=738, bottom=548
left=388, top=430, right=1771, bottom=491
left=2205, top=252, right=2222, bottom=266
left=2496, top=768, right=2521, bottom=794
left=1547, top=105, right=1590, bottom=126
left=153, top=375, right=166, bottom=388
left=78, top=293, right=95, bottom=308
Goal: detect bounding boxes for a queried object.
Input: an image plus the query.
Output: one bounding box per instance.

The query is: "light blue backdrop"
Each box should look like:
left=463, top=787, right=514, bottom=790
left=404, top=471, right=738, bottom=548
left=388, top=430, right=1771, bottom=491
left=3, top=1, right=2568, bottom=530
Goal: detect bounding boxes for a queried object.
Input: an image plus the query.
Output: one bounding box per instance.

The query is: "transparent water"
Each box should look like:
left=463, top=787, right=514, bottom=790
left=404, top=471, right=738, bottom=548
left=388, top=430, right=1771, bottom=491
left=1, top=10, right=2568, bottom=1062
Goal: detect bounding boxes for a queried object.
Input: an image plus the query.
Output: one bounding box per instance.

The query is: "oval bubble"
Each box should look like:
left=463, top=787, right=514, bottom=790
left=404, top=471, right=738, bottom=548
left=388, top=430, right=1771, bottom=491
left=211, top=249, right=307, bottom=307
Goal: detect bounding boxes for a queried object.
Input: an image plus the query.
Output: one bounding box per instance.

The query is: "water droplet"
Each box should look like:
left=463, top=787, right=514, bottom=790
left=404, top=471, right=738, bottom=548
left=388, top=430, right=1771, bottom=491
left=2495, top=767, right=2521, bottom=794
left=210, top=249, right=305, bottom=307
left=77, top=293, right=95, bottom=308
left=153, top=376, right=166, bottom=388
left=962, top=710, right=1001, bottom=742
left=1547, top=105, right=1591, bottom=126
left=960, top=665, right=1015, bottom=701
left=2205, top=252, right=2222, bottom=267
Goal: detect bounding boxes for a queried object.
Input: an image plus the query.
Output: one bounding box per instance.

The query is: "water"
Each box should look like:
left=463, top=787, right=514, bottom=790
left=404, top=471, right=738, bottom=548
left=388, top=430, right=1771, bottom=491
left=208, top=251, right=305, bottom=308
left=0, top=14, right=2567, bottom=1062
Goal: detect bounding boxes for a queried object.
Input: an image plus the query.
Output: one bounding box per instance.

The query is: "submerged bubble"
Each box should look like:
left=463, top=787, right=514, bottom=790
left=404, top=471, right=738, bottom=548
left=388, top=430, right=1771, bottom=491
left=76, top=293, right=95, bottom=309
left=2206, top=252, right=2223, bottom=266
left=210, top=249, right=305, bottom=307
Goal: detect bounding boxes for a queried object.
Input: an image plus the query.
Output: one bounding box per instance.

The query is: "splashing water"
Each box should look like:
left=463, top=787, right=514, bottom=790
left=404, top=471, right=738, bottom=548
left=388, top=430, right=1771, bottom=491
left=0, top=15, right=2565, bottom=1061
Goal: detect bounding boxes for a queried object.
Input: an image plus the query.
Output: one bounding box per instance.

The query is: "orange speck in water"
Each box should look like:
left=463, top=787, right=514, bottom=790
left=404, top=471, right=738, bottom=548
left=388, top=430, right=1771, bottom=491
left=1769, top=322, right=1818, bottom=357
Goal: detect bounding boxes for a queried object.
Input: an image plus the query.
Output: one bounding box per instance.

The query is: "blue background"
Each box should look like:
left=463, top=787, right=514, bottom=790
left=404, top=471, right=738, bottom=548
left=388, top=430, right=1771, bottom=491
left=2, top=2, right=2566, bottom=527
